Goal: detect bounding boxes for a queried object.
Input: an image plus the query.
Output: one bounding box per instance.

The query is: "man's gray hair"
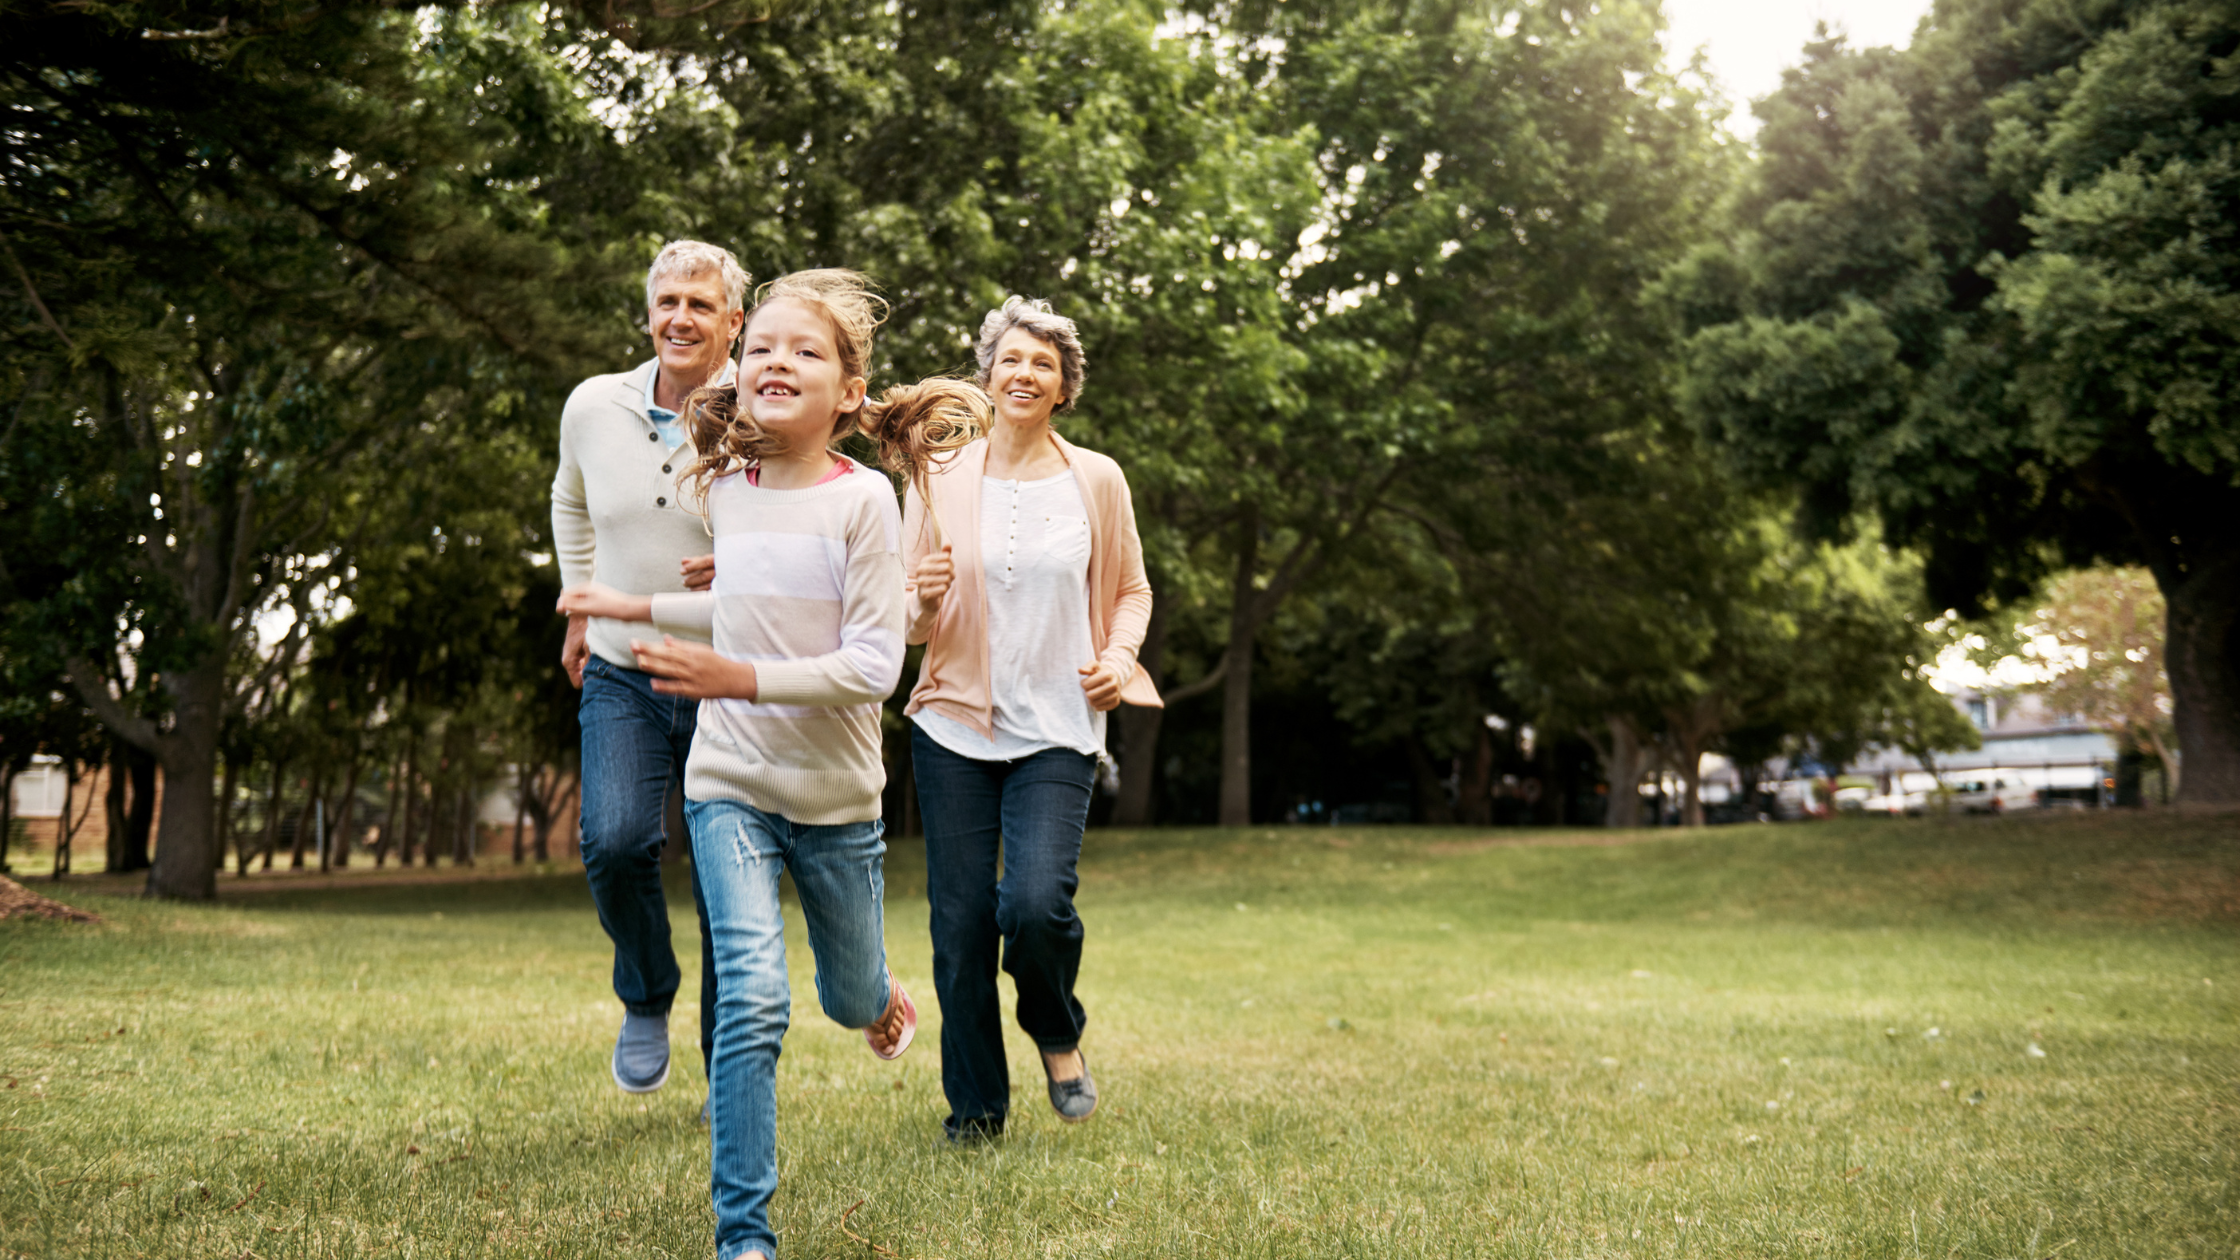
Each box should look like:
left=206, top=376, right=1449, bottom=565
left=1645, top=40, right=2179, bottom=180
left=644, top=240, right=749, bottom=312
left=975, top=296, right=1086, bottom=411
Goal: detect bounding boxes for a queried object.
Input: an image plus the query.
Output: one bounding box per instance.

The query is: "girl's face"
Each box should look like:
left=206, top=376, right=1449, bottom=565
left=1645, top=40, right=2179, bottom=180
left=740, top=298, right=865, bottom=450
left=988, top=328, right=1065, bottom=429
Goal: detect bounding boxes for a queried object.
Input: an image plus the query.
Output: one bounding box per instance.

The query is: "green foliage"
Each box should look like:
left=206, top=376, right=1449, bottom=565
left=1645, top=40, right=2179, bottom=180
left=1665, top=0, right=2240, bottom=803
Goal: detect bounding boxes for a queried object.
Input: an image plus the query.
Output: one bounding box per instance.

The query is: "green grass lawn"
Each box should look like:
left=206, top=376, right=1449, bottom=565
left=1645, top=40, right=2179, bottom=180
left=4, top=813, right=2236, bottom=1259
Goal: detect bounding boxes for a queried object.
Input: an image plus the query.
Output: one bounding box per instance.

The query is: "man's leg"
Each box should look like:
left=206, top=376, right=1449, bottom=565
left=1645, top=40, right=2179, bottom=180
left=578, top=657, right=684, bottom=1091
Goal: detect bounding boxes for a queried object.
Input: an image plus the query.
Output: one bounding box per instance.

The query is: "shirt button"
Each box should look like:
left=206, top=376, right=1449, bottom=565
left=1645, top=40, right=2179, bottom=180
left=656, top=496, right=668, bottom=507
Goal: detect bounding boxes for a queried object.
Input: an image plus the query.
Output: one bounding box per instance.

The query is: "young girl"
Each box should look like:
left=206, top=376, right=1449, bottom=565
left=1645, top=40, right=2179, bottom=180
left=558, top=269, right=981, bottom=1260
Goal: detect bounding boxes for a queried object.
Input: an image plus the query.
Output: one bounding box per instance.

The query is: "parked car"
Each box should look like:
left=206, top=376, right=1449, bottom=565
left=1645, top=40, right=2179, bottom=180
left=1949, top=778, right=2038, bottom=814
left=1857, top=790, right=1910, bottom=816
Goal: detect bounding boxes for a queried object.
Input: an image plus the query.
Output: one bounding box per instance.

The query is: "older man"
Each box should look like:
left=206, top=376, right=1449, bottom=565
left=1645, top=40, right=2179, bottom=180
left=553, top=240, right=745, bottom=1095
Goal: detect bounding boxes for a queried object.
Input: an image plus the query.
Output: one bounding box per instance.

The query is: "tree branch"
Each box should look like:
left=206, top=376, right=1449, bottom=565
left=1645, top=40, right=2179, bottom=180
left=62, top=658, right=163, bottom=753
left=1160, top=659, right=1229, bottom=704
left=0, top=231, right=75, bottom=353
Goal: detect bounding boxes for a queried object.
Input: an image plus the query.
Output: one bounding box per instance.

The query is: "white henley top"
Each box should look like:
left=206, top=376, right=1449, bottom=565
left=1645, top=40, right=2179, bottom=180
left=913, top=471, right=1107, bottom=761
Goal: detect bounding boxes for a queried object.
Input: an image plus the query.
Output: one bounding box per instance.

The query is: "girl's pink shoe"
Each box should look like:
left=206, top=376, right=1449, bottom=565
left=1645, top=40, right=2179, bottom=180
left=867, top=974, right=916, bottom=1061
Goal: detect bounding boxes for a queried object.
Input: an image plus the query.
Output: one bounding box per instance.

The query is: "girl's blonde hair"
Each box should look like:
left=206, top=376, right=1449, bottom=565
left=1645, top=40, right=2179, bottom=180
left=681, top=268, right=985, bottom=510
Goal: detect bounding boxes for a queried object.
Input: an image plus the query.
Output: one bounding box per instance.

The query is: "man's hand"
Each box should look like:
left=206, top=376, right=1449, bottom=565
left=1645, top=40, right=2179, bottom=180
left=682, top=553, right=715, bottom=592
left=632, top=636, right=758, bottom=701
left=562, top=614, right=590, bottom=689
left=1079, top=661, right=1121, bottom=712
left=912, top=545, right=954, bottom=610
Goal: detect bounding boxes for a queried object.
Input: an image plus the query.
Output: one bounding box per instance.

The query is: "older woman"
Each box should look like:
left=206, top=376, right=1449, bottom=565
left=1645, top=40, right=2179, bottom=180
left=901, top=297, right=1161, bottom=1142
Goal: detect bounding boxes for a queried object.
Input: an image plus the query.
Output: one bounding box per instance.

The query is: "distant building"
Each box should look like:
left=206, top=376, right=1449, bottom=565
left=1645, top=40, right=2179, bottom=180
left=1848, top=687, right=2115, bottom=800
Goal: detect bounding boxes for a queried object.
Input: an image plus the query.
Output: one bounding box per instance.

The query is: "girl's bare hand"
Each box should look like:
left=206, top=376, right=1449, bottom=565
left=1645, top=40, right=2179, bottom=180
left=631, top=636, right=758, bottom=701
left=556, top=582, right=648, bottom=622
left=912, top=545, right=955, bottom=607
left=1079, top=661, right=1121, bottom=712
left=681, top=554, right=716, bottom=591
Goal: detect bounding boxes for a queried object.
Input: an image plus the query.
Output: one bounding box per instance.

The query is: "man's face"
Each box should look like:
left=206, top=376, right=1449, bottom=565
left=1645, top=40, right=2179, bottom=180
left=648, top=270, right=744, bottom=385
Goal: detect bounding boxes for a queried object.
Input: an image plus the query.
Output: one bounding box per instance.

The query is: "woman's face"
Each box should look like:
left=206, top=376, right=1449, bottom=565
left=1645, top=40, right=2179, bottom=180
left=740, top=298, right=865, bottom=449
left=987, top=328, right=1065, bottom=429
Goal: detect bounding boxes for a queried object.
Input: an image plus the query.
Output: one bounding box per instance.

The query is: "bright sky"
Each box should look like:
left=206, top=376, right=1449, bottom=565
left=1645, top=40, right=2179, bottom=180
left=1662, top=0, right=1937, bottom=134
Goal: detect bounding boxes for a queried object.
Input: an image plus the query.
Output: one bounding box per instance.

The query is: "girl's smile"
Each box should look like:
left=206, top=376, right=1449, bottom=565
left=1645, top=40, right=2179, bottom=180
left=741, top=297, right=865, bottom=446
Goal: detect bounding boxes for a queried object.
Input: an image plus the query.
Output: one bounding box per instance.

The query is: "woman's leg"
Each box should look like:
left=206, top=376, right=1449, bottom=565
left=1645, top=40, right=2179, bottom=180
left=687, top=800, right=793, bottom=1260
left=911, top=726, right=1011, bottom=1137
left=995, top=749, right=1098, bottom=1053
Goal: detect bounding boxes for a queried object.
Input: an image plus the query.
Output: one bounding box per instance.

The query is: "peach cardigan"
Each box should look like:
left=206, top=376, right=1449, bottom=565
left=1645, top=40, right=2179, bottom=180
left=902, top=433, right=1163, bottom=739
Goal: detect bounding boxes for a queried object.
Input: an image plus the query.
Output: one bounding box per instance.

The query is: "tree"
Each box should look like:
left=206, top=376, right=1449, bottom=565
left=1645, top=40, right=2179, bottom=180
left=1, top=2, right=652, bottom=896
left=1668, top=0, right=2240, bottom=805
left=1080, top=0, right=1730, bottom=823
left=2016, top=567, right=2178, bottom=792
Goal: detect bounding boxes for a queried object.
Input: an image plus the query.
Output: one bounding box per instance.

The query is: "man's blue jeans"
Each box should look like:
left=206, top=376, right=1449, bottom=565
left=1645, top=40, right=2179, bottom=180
left=687, top=798, right=894, bottom=1260
left=910, top=726, right=1098, bottom=1136
left=579, top=655, right=715, bottom=1073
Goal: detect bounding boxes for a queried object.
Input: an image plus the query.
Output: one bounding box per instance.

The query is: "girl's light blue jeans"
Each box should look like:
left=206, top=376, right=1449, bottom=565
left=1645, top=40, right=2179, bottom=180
left=686, top=798, right=894, bottom=1260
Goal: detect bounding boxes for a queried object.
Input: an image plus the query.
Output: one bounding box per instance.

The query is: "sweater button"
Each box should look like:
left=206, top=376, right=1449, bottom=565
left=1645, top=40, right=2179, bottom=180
left=647, top=432, right=658, bottom=441
left=656, top=496, right=668, bottom=507
left=662, top=464, right=672, bottom=473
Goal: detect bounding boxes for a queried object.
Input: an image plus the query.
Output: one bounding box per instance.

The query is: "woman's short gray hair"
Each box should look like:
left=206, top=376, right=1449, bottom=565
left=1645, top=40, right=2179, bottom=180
left=975, top=297, right=1086, bottom=411
left=645, top=240, right=749, bottom=313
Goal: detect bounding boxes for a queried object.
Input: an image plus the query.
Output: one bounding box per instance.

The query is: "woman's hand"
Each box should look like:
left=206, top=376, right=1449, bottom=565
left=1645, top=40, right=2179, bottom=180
left=681, top=553, right=716, bottom=592
left=912, top=545, right=955, bottom=609
left=632, top=636, right=758, bottom=701
left=1079, top=661, right=1122, bottom=712
left=557, top=582, right=652, bottom=623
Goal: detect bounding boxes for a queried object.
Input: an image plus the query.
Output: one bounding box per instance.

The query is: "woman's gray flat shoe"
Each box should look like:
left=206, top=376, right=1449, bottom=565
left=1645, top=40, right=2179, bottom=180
left=1044, top=1050, right=1097, bottom=1123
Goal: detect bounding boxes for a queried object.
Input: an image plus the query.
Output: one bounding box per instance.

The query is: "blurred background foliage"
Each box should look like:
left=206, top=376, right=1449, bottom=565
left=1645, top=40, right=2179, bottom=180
left=2, top=0, right=2229, bottom=897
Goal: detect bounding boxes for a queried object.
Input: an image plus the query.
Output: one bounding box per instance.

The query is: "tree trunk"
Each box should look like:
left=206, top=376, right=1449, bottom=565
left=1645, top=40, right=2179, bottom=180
left=121, top=742, right=156, bottom=870
left=2162, top=550, right=2239, bottom=807
left=512, top=764, right=529, bottom=864
left=376, top=755, right=401, bottom=868
left=1600, top=716, right=1647, bottom=828
left=1218, top=512, right=1260, bottom=827
left=1111, top=591, right=1169, bottom=829
left=289, top=770, right=321, bottom=869
left=257, top=755, right=287, bottom=873
left=1678, top=747, right=1706, bottom=827
left=54, top=760, right=91, bottom=879
left=398, top=751, right=419, bottom=867
left=103, top=740, right=131, bottom=873
left=127, top=660, right=225, bottom=899
left=0, top=763, right=16, bottom=874
left=325, top=756, right=360, bottom=871
left=213, top=757, right=238, bottom=873
left=1404, top=736, right=1456, bottom=824
left=455, top=788, right=476, bottom=867
left=1457, top=721, right=1496, bottom=827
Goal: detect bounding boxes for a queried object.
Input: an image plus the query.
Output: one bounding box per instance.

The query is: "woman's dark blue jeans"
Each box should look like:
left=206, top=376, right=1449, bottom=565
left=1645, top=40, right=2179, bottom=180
left=911, top=725, right=1098, bottom=1137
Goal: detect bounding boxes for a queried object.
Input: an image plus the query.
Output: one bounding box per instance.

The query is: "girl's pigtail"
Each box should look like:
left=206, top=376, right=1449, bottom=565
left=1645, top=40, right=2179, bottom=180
left=679, top=375, right=782, bottom=517
left=859, top=377, right=989, bottom=549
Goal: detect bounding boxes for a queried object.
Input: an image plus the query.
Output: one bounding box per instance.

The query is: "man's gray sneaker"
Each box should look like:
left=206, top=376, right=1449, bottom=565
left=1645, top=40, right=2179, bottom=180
left=1044, top=1050, right=1096, bottom=1123
left=613, top=1011, right=671, bottom=1093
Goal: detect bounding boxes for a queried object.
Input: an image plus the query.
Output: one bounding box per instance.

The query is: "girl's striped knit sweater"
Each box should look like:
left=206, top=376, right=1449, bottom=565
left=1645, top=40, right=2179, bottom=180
left=650, top=460, right=906, bottom=825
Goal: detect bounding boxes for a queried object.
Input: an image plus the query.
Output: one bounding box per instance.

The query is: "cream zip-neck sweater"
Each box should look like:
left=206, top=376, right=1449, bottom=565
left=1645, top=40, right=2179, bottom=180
left=551, top=359, right=712, bottom=668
